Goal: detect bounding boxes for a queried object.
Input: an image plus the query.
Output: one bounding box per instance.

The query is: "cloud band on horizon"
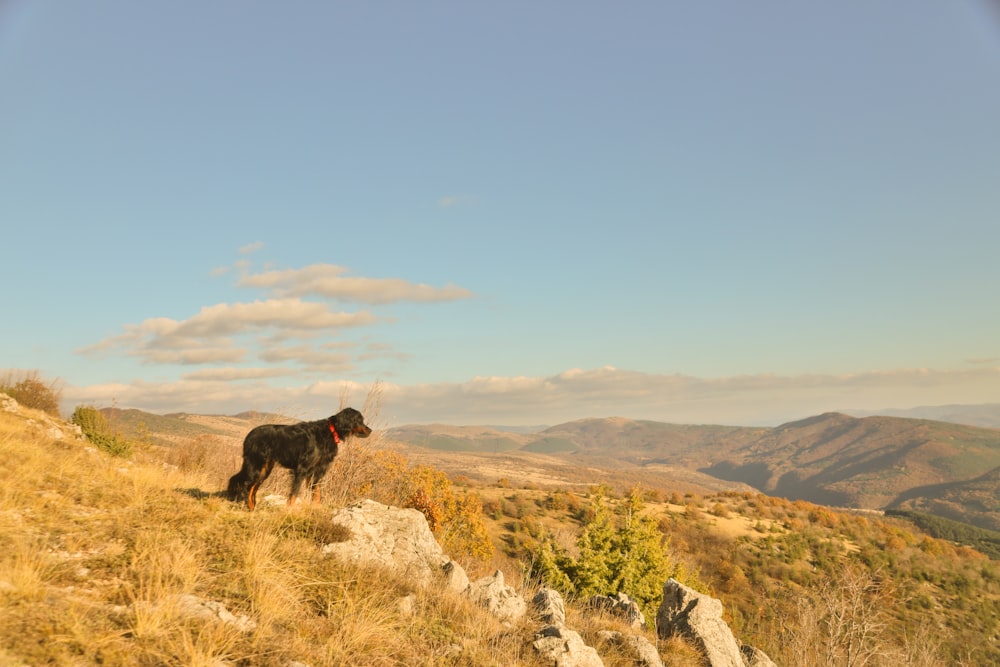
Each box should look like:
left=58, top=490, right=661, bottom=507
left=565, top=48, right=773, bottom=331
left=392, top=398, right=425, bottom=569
left=61, top=365, right=1000, bottom=428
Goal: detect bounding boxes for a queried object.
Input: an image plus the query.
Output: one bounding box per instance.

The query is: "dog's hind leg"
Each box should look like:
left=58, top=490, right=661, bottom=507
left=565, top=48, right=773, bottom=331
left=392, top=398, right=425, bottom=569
left=301, top=472, right=322, bottom=505
left=306, top=460, right=334, bottom=505
left=287, top=469, right=309, bottom=507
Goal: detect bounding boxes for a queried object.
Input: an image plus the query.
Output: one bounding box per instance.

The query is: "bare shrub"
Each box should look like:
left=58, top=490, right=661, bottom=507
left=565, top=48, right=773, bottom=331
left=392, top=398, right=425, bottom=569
left=777, top=564, right=924, bottom=667
left=0, top=369, right=62, bottom=417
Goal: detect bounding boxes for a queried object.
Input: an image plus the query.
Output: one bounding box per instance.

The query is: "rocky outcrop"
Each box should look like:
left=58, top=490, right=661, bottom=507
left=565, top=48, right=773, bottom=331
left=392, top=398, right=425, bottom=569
left=112, top=593, right=256, bottom=633
left=171, top=594, right=257, bottom=633
left=584, top=591, right=659, bottom=667
left=588, top=592, right=646, bottom=629
left=0, top=392, right=84, bottom=442
left=531, top=587, right=607, bottom=666
left=533, top=625, right=605, bottom=667
left=468, top=569, right=528, bottom=625
left=657, top=579, right=775, bottom=667
left=323, top=501, right=773, bottom=667
left=596, top=631, right=663, bottom=667
left=442, top=557, right=470, bottom=594
left=322, top=500, right=527, bottom=626
left=741, top=645, right=778, bottom=667
left=322, top=499, right=459, bottom=586
left=533, top=587, right=567, bottom=627
left=321, top=506, right=607, bottom=665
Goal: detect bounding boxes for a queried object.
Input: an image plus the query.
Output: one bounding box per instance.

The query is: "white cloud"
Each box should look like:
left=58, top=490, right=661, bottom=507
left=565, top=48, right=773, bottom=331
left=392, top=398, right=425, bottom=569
left=62, top=366, right=1000, bottom=428
left=373, top=366, right=1000, bottom=426
left=239, top=241, right=264, bottom=254
left=181, top=367, right=294, bottom=381
left=143, top=346, right=247, bottom=365
left=81, top=299, right=377, bottom=366
left=78, top=255, right=474, bottom=382
left=258, top=344, right=354, bottom=370
left=171, top=299, right=377, bottom=338
left=237, top=264, right=474, bottom=304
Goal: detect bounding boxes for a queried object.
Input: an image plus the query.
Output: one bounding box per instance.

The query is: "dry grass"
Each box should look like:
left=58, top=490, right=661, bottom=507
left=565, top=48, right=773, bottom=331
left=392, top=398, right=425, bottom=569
left=9, top=381, right=990, bottom=665
left=0, top=383, right=718, bottom=666
left=0, top=401, right=563, bottom=666
left=567, top=605, right=702, bottom=667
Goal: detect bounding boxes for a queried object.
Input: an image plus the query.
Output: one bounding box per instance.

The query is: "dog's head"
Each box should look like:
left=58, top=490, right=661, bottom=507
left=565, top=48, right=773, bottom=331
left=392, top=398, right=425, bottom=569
left=332, top=407, right=372, bottom=438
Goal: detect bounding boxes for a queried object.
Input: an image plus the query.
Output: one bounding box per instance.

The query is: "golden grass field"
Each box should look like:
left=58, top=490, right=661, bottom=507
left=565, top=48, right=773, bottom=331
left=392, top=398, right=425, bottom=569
left=4, top=382, right=1000, bottom=666
left=0, top=399, right=706, bottom=667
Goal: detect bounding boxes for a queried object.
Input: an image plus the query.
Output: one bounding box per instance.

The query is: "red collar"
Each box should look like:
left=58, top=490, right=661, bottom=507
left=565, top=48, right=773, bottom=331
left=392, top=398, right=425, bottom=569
left=329, top=421, right=342, bottom=444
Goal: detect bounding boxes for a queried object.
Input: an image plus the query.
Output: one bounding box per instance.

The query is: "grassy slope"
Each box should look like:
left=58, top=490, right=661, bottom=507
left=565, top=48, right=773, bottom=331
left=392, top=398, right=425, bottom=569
left=19, top=402, right=1000, bottom=665
left=0, top=405, right=699, bottom=667
left=475, top=484, right=1000, bottom=666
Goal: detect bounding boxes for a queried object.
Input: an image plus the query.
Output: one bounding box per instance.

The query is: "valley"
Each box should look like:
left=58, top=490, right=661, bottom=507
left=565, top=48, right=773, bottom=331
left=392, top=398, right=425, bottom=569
left=107, top=407, right=1000, bottom=533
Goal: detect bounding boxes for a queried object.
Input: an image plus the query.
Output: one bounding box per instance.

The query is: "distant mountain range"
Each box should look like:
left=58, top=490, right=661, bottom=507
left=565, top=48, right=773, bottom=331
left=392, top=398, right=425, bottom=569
left=104, top=406, right=1000, bottom=533
left=386, top=413, right=1000, bottom=532
left=845, top=403, right=1000, bottom=428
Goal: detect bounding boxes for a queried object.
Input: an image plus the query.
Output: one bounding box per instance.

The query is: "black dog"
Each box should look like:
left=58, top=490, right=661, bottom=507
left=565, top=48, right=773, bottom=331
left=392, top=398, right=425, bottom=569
left=226, top=407, right=372, bottom=510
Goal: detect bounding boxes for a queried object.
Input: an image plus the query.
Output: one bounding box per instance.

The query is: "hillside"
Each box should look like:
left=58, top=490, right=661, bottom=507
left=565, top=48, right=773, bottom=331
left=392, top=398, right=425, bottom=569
left=103, top=408, right=296, bottom=446
left=100, top=407, right=235, bottom=445
left=385, top=413, right=1000, bottom=532
left=98, top=405, right=1000, bottom=534
left=4, top=397, right=690, bottom=667
left=890, top=465, right=1000, bottom=532
left=702, top=413, right=1000, bottom=523
left=6, top=396, right=1000, bottom=664
left=386, top=424, right=529, bottom=453
left=104, top=407, right=1000, bottom=532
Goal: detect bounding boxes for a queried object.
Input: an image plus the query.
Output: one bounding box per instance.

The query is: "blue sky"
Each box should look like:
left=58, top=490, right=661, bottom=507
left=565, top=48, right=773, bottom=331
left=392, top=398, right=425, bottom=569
left=2, top=2, right=998, bottom=427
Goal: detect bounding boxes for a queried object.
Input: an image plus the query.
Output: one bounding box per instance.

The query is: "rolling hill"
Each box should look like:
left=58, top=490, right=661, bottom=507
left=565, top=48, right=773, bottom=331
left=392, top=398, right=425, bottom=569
left=106, top=408, right=1000, bottom=532
left=386, top=413, right=1000, bottom=531
left=890, top=465, right=1000, bottom=532
left=6, top=394, right=999, bottom=664
left=700, top=413, right=1000, bottom=518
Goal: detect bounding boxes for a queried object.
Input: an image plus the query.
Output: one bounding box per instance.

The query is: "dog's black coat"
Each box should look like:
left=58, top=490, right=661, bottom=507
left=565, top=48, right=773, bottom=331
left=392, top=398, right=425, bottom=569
left=226, top=407, right=372, bottom=510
